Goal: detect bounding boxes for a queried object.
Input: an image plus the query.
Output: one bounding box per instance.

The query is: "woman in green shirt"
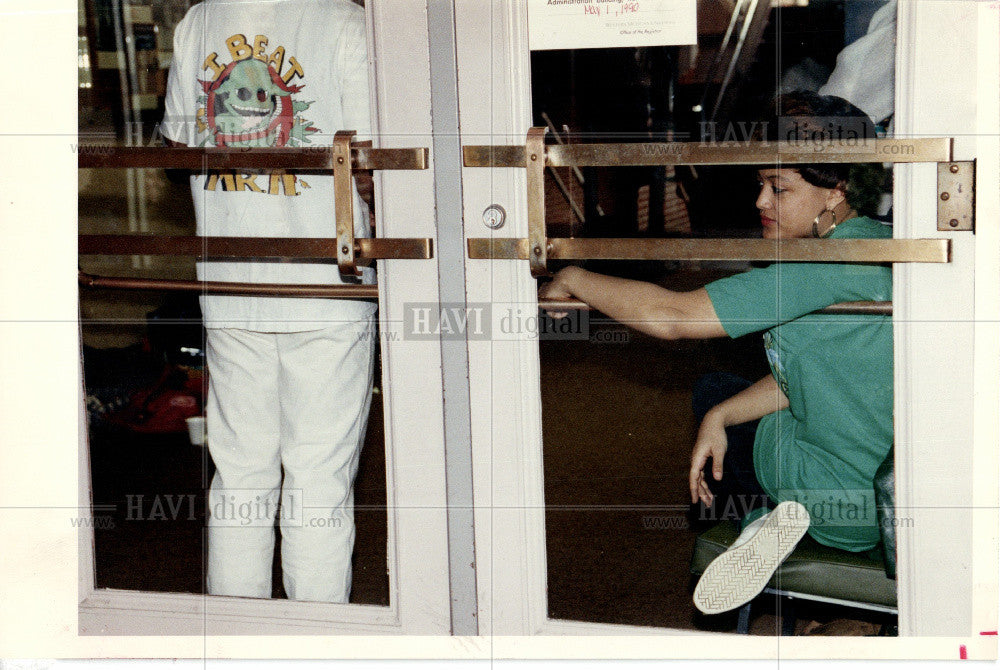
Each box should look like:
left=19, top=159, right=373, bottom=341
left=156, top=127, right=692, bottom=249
left=539, top=91, right=892, bottom=615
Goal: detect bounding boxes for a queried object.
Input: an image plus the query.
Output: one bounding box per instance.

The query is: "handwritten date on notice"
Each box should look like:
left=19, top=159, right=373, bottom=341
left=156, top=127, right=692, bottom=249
left=529, top=0, right=695, bottom=50
left=583, top=2, right=640, bottom=17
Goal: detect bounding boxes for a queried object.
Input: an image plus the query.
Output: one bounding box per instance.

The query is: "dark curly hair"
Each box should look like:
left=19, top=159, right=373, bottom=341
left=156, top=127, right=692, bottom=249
left=752, top=90, right=889, bottom=216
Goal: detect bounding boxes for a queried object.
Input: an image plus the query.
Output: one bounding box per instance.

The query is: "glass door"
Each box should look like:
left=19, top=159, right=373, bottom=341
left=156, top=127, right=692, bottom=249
left=77, top=0, right=456, bottom=637
left=58, top=0, right=1000, bottom=650
left=456, top=0, right=997, bottom=647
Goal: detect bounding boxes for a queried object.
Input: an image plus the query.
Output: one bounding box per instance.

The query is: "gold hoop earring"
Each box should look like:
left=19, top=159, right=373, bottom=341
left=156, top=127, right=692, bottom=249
left=812, top=209, right=838, bottom=238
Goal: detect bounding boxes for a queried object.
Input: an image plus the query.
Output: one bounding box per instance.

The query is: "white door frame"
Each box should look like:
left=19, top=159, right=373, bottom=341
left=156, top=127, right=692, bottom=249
left=892, top=0, right=999, bottom=639
left=77, top=0, right=456, bottom=638
left=458, top=0, right=999, bottom=648
left=71, top=0, right=999, bottom=648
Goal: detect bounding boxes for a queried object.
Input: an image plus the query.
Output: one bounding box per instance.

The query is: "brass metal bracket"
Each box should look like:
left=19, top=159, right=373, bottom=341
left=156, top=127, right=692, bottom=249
left=79, top=136, right=434, bottom=283
left=466, top=127, right=960, bottom=271
left=938, top=160, right=975, bottom=232
left=526, top=127, right=549, bottom=276
left=334, top=130, right=362, bottom=276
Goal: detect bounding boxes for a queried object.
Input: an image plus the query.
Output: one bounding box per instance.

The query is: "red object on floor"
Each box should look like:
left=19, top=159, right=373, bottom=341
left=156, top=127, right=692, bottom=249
left=959, top=644, right=967, bottom=659
left=106, top=366, right=205, bottom=433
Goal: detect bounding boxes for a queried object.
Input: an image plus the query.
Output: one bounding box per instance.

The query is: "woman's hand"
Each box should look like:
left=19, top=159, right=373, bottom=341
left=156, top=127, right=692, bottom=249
left=689, top=409, right=729, bottom=506
left=538, top=267, right=579, bottom=319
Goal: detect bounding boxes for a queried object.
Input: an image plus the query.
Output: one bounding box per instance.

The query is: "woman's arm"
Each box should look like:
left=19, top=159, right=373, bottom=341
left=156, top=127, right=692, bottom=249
left=706, top=373, right=789, bottom=428
left=690, top=374, right=789, bottom=506
left=539, top=266, right=727, bottom=340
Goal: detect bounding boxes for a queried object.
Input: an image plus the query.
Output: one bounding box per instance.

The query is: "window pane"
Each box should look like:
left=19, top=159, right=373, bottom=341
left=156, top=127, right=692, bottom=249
left=79, top=0, right=389, bottom=606
left=531, top=0, right=897, bottom=634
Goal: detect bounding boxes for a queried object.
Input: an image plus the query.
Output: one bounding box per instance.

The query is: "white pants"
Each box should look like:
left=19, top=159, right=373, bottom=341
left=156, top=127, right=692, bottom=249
left=204, top=318, right=375, bottom=602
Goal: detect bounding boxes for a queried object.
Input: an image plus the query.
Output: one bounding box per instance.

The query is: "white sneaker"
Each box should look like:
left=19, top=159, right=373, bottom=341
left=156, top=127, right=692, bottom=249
left=693, top=501, right=810, bottom=615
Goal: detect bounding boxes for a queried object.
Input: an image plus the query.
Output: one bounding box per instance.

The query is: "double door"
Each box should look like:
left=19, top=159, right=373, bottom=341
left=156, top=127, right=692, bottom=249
left=75, top=0, right=998, bottom=651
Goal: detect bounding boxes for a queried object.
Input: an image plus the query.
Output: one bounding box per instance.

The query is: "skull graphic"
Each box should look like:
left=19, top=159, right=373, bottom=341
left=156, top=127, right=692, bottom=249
left=200, top=58, right=317, bottom=147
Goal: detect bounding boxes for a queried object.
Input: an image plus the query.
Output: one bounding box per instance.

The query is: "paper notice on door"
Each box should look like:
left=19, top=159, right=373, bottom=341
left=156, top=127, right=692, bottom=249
left=528, top=0, right=697, bottom=51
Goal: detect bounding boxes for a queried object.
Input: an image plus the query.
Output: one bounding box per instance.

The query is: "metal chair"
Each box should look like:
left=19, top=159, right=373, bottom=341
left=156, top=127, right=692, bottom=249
left=689, top=447, right=898, bottom=634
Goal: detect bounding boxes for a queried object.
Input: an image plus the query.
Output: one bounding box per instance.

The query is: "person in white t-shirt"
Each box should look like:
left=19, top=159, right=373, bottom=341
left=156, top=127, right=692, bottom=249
left=162, top=0, right=376, bottom=603
left=818, top=0, right=896, bottom=131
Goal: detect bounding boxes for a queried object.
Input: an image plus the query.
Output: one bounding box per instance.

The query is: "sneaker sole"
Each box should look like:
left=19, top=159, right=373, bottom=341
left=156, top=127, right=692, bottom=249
left=693, top=501, right=810, bottom=615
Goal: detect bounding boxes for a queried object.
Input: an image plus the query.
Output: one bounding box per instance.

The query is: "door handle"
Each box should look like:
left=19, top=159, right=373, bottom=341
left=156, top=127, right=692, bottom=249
left=78, top=136, right=433, bottom=297
left=465, top=127, right=960, bottom=278
left=538, top=297, right=894, bottom=317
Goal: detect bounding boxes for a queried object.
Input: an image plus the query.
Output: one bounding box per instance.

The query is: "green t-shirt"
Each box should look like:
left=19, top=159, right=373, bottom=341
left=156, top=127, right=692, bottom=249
left=704, top=216, right=893, bottom=551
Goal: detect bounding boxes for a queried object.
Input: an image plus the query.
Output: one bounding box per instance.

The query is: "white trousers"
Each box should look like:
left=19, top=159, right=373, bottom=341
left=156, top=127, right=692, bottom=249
left=204, top=318, right=375, bottom=602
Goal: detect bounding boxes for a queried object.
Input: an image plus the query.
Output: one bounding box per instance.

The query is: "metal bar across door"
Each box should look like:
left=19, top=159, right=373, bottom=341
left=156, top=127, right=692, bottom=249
left=78, top=272, right=381, bottom=299
left=468, top=237, right=950, bottom=263
left=77, top=145, right=428, bottom=170
left=463, top=138, right=952, bottom=168
left=78, top=141, right=434, bottom=297
left=79, top=235, right=432, bottom=260
left=465, top=130, right=962, bottom=276
left=540, top=297, right=892, bottom=316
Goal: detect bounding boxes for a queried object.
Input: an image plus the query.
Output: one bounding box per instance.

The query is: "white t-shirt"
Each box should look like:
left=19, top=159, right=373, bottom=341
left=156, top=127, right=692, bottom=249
left=818, top=0, right=896, bottom=127
left=162, top=0, right=376, bottom=331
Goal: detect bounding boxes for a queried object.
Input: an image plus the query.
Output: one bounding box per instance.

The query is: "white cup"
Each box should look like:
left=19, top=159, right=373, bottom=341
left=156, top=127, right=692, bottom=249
left=186, top=416, right=207, bottom=446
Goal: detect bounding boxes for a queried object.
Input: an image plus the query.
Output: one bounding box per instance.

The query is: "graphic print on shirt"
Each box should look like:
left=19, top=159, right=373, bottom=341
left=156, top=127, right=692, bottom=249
left=197, top=34, right=318, bottom=196
left=763, top=330, right=790, bottom=396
